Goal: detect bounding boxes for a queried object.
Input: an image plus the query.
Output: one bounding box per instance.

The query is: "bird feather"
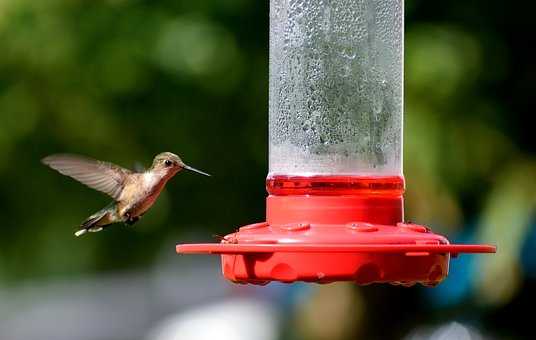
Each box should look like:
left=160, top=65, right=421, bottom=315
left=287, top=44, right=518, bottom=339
left=42, top=154, right=132, bottom=200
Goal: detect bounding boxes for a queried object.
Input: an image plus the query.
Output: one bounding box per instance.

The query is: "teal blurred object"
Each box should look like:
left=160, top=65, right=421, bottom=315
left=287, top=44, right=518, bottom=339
left=521, top=222, right=536, bottom=278
left=424, top=226, right=479, bottom=307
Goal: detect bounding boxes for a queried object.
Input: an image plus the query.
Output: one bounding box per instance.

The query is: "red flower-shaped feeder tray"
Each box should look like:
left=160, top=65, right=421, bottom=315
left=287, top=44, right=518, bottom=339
left=177, top=221, right=495, bottom=286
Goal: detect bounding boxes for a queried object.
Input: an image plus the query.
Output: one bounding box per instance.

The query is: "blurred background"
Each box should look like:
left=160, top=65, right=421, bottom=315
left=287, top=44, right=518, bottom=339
left=0, top=0, right=535, bottom=339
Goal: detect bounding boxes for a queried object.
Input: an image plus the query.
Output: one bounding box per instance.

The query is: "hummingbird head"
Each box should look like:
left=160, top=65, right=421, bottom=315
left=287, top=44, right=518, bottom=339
left=151, top=152, right=210, bottom=177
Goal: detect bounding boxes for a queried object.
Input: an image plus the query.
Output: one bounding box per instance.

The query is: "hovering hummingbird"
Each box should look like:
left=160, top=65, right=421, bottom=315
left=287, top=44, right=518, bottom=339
left=42, top=152, right=210, bottom=237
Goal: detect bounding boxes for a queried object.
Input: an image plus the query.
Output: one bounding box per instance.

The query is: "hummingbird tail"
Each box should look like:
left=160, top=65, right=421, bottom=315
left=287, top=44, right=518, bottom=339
left=76, top=207, right=111, bottom=237
left=75, top=229, right=88, bottom=237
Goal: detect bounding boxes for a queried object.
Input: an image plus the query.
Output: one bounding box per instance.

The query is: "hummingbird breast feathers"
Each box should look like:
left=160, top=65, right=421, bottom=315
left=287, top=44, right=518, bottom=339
left=117, top=172, right=167, bottom=218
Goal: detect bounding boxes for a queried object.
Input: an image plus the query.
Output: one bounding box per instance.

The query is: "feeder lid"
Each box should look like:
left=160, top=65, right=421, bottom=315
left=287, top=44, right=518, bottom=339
left=177, top=222, right=496, bottom=286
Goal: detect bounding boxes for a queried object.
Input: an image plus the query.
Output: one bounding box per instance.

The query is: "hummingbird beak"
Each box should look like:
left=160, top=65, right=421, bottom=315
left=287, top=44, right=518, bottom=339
left=183, top=164, right=211, bottom=177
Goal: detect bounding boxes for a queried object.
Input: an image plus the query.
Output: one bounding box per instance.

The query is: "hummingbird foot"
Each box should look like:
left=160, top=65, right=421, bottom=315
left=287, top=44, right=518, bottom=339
left=124, top=212, right=141, bottom=226
left=124, top=215, right=140, bottom=226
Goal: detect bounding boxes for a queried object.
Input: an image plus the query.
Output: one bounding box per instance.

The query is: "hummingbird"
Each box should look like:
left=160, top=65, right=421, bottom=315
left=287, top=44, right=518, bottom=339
left=42, top=152, right=210, bottom=237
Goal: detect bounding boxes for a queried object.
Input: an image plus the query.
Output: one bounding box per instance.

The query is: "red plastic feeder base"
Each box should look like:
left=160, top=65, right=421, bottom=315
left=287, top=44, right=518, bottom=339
left=177, top=189, right=496, bottom=286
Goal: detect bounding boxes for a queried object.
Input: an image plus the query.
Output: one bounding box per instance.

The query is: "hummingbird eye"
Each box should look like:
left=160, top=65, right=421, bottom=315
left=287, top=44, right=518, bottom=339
left=164, top=160, right=173, bottom=167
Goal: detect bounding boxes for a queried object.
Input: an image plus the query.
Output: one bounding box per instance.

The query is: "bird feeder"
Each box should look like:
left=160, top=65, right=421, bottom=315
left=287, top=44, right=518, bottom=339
left=177, top=0, right=495, bottom=286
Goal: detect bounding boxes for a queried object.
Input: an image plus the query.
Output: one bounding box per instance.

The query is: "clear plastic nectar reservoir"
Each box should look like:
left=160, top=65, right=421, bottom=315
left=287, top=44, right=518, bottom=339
left=268, top=0, right=404, bottom=192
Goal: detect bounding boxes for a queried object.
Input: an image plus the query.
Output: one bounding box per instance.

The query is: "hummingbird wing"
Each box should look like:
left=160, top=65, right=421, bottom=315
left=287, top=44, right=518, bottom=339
left=42, top=154, right=132, bottom=200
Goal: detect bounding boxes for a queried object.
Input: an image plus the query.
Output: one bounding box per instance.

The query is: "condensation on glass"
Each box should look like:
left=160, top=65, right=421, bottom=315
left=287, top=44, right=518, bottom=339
left=269, top=0, right=404, bottom=176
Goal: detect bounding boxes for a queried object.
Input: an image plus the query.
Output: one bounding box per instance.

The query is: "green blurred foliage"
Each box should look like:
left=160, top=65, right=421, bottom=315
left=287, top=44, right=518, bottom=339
left=0, top=0, right=268, bottom=280
left=0, top=0, right=534, bottom=324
